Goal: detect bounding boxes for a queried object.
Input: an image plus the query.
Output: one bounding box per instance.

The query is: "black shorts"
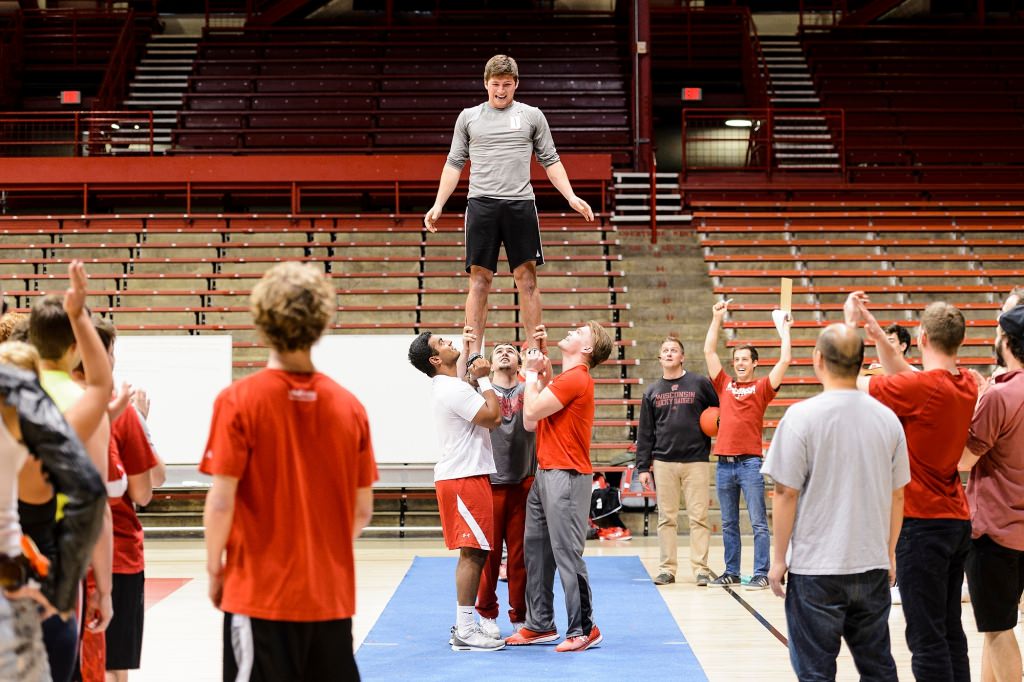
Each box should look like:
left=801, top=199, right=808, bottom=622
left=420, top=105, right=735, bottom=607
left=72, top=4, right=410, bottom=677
left=223, top=612, right=359, bottom=682
left=464, top=197, right=544, bottom=273
left=965, top=534, right=1024, bottom=632
left=105, top=571, right=145, bottom=670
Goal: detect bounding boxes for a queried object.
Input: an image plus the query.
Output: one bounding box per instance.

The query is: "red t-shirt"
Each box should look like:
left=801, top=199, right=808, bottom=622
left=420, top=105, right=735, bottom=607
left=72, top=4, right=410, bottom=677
left=869, top=369, right=976, bottom=520
left=711, top=369, right=777, bottom=456
left=199, top=369, right=378, bottom=622
left=537, top=364, right=594, bottom=474
left=109, top=407, right=159, bottom=574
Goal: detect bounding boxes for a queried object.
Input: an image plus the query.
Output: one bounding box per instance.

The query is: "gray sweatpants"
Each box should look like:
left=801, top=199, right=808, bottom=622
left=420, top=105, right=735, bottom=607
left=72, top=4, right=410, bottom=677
left=523, top=468, right=594, bottom=638
left=0, top=595, right=51, bottom=682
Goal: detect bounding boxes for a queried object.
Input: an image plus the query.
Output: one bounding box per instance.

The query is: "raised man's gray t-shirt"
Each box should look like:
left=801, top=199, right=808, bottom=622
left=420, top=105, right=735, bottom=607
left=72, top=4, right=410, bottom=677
left=761, top=390, right=911, bottom=575
left=445, top=101, right=560, bottom=200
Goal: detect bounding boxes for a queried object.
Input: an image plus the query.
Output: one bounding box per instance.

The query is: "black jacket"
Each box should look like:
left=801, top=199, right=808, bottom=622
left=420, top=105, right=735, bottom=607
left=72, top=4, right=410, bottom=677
left=0, top=365, right=106, bottom=613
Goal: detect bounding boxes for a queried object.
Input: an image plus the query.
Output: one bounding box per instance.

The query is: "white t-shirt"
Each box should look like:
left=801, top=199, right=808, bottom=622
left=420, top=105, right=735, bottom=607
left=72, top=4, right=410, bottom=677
left=761, top=390, right=910, bottom=575
left=432, top=375, right=496, bottom=482
left=0, top=421, right=29, bottom=557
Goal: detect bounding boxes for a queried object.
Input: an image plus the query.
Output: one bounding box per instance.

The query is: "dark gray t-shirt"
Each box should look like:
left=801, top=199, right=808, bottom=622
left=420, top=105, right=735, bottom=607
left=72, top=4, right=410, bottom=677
left=489, top=382, right=537, bottom=485
left=444, top=100, right=560, bottom=200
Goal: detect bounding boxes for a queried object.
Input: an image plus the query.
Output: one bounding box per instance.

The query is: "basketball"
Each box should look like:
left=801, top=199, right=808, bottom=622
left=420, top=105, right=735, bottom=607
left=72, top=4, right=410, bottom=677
left=700, top=406, right=721, bottom=437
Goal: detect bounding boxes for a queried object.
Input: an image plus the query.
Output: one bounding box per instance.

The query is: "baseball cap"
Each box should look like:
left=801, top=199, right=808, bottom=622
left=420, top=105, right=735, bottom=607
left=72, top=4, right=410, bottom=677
left=998, top=304, right=1024, bottom=340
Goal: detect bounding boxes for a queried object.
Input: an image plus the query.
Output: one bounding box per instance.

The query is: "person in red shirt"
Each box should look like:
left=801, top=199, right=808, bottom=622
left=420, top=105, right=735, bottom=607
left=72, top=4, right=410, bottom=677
left=850, top=293, right=977, bottom=682
left=959, top=303, right=1024, bottom=682
left=505, top=321, right=612, bottom=653
left=703, top=299, right=792, bottom=590
left=201, top=262, right=377, bottom=680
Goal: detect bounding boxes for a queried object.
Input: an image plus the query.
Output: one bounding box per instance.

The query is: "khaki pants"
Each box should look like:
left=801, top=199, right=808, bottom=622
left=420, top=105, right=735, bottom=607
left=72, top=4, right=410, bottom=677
left=653, top=460, right=711, bottom=578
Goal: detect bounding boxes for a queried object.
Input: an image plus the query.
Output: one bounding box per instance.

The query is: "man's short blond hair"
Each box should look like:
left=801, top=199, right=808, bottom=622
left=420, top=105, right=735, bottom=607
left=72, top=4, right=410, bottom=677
left=920, top=301, right=965, bottom=355
left=586, top=320, right=613, bottom=369
left=484, top=55, right=519, bottom=83
left=0, top=341, right=41, bottom=376
left=250, top=262, right=335, bottom=352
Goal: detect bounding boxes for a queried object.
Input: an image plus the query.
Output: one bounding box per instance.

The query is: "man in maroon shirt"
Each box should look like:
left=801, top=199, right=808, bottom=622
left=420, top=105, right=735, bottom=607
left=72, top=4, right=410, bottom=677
left=960, top=304, right=1024, bottom=682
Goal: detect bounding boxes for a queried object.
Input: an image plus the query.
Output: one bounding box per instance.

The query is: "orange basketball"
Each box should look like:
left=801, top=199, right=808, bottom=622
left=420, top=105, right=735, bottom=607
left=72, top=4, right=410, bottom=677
left=700, top=406, right=721, bottom=437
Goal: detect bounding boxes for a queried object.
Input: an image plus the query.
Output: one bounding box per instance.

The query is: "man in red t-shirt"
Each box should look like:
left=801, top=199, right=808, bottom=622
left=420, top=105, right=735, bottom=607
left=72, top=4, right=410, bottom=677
left=505, top=321, right=612, bottom=653
left=703, top=299, right=792, bottom=590
left=851, top=294, right=977, bottom=682
left=201, top=263, right=377, bottom=680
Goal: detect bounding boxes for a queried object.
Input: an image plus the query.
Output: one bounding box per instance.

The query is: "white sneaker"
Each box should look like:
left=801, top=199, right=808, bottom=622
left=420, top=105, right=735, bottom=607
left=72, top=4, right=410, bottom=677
left=891, top=585, right=902, bottom=605
left=479, top=617, right=500, bottom=640
left=451, top=624, right=505, bottom=652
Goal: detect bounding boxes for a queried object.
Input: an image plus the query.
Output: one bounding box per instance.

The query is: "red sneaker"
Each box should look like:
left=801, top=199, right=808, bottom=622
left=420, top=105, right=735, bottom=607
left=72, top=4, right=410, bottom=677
left=598, top=527, right=633, bottom=541
left=555, top=625, right=603, bottom=652
left=505, top=626, right=559, bottom=646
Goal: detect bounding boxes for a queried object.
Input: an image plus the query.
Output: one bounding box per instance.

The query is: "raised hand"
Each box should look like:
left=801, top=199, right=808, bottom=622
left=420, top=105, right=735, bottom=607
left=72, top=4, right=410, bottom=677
left=532, top=324, right=548, bottom=354
left=132, top=388, right=151, bottom=420
left=844, top=291, right=870, bottom=327
left=712, top=298, right=732, bottom=319
left=524, top=347, right=547, bottom=372
left=63, top=260, right=88, bottom=319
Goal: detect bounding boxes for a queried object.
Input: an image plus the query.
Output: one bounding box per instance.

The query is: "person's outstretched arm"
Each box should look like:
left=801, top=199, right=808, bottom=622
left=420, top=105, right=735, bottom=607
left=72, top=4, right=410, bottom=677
left=62, top=261, right=114, bottom=444
left=704, top=300, right=729, bottom=380
left=768, top=314, right=793, bottom=391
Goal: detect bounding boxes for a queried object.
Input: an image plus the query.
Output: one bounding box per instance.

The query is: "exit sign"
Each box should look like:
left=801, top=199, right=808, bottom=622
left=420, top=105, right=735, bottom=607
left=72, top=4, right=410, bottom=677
left=60, top=91, right=81, bottom=105
left=682, top=87, right=703, bottom=102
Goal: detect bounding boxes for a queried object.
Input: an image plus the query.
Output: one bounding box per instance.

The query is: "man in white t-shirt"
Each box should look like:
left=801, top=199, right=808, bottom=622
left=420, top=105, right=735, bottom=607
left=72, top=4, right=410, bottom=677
left=408, top=331, right=504, bottom=652
left=763, top=323, right=910, bottom=680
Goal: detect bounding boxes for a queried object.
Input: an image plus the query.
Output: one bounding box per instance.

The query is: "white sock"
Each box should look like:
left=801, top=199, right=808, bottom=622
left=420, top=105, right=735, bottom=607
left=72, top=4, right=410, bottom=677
left=456, top=605, right=475, bottom=636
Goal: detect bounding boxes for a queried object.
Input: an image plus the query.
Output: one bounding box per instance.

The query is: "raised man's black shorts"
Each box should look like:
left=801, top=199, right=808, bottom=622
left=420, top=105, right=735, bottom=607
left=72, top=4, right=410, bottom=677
left=464, top=197, right=544, bottom=273
left=966, top=534, right=1024, bottom=632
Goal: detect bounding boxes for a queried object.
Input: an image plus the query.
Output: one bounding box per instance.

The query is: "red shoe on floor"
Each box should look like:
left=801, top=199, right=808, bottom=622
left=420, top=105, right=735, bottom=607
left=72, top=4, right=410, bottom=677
left=505, top=626, right=559, bottom=646
left=598, top=527, right=632, bottom=541
left=555, top=625, right=603, bottom=652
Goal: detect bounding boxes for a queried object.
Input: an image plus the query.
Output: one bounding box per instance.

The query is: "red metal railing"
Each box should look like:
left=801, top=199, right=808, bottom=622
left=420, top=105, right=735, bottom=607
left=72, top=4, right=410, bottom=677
left=681, top=108, right=845, bottom=179
left=0, top=111, right=155, bottom=157
left=94, top=9, right=136, bottom=112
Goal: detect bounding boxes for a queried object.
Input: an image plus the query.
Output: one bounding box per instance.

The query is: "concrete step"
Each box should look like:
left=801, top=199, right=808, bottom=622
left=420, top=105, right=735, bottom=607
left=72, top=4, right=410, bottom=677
left=124, top=99, right=183, bottom=106
left=774, top=134, right=832, bottom=140
left=614, top=183, right=680, bottom=190
left=775, top=151, right=840, bottom=158
left=614, top=171, right=677, bottom=179
left=778, top=163, right=841, bottom=169
left=610, top=214, right=693, bottom=223
left=614, top=193, right=681, bottom=201
left=616, top=204, right=685, bottom=211
left=774, top=143, right=837, bottom=150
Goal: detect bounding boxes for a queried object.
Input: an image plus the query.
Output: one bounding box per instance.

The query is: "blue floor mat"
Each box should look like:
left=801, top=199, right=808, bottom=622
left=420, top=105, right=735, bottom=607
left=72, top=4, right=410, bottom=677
left=356, top=555, right=707, bottom=681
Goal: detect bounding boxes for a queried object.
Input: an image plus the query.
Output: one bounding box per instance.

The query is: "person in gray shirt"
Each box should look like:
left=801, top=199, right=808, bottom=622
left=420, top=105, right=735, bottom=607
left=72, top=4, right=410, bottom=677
left=462, top=328, right=540, bottom=641
left=762, top=323, right=910, bottom=682
left=423, top=54, right=595, bottom=359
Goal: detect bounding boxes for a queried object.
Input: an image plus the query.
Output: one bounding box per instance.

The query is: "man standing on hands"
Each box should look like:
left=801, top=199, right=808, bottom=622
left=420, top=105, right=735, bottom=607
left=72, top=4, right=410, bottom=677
left=506, top=322, right=612, bottom=652
left=850, top=293, right=977, bottom=682
left=408, top=331, right=504, bottom=651
left=764, top=323, right=909, bottom=680
left=704, top=299, right=792, bottom=590
left=636, top=336, right=719, bottom=587
left=424, top=54, right=594, bottom=358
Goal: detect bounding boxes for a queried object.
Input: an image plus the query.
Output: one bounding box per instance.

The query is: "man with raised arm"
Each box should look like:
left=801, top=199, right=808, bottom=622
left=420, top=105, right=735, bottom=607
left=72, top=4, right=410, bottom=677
left=408, top=330, right=504, bottom=652
left=703, top=299, right=792, bottom=590
left=849, top=292, right=977, bottom=682
left=424, top=54, right=594, bottom=360
left=505, top=321, right=612, bottom=653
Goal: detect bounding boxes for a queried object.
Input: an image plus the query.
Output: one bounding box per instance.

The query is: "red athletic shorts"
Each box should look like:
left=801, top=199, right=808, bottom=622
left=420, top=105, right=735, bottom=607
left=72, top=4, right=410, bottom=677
left=435, top=475, right=494, bottom=551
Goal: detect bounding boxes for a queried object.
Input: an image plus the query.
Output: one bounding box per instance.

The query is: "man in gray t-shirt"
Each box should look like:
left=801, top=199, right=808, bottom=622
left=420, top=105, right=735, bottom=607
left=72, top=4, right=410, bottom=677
left=762, top=323, right=910, bottom=682
left=423, top=54, right=595, bottom=359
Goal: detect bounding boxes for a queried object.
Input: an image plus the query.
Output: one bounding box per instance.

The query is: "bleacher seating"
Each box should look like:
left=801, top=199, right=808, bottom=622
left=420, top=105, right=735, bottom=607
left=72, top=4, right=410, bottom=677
left=0, top=212, right=638, bottom=460
left=696, top=206, right=1010, bottom=443
left=803, top=26, right=1024, bottom=183
left=172, top=22, right=632, bottom=163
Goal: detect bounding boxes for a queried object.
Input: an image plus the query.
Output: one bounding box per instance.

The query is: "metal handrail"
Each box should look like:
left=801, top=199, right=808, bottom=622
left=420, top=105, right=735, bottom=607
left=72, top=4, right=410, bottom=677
left=94, top=9, right=136, bottom=112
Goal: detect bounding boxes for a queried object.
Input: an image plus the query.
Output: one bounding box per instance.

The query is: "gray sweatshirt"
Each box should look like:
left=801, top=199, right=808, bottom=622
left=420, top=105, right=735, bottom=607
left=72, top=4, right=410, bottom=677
left=445, top=100, right=560, bottom=201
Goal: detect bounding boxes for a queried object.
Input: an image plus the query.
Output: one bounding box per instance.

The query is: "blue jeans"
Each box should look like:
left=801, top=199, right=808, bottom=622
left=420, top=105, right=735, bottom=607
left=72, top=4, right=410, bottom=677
left=716, top=456, right=769, bottom=577
left=786, top=570, right=898, bottom=681
left=896, top=517, right=972, bottom=682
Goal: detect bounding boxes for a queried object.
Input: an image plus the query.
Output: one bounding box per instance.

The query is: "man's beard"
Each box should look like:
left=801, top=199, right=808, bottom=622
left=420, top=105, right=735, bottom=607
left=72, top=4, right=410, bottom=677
left=995, top=339, right=1007, bottom=368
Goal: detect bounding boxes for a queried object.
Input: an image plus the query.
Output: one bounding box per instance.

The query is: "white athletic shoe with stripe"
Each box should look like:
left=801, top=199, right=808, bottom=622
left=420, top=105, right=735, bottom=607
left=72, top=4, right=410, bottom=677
left=451, top=625, right=506, bottom=652
left=479, top=617, right=501, bottom=640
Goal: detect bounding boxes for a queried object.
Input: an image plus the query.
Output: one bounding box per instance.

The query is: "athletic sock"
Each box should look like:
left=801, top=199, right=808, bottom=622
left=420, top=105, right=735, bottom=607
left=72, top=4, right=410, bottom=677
left=456, top=605, right=475, bottom=637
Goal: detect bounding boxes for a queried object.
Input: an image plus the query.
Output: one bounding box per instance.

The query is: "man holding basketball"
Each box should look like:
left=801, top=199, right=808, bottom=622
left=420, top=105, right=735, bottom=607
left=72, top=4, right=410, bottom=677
left=636, top=335, right=719, bottom=586
left=423, top=54, right=594, bottom=359
left=704, top=299, right=792, bottom=590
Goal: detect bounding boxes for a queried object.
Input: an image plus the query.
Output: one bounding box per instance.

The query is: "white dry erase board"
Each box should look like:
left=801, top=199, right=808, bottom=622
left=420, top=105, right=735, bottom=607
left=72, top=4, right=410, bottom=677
left=112, top=335, right=233, bottom=465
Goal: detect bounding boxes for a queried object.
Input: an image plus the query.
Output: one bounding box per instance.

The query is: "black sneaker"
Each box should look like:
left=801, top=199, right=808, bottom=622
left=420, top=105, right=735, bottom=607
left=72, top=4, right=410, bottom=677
left=708, top=574, right=741, bottom=587
left=745, top=575, right=770, bottom=591
left=695, top=573, right=711, bottom=587
left=652, top=573, right=675, bottom=585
